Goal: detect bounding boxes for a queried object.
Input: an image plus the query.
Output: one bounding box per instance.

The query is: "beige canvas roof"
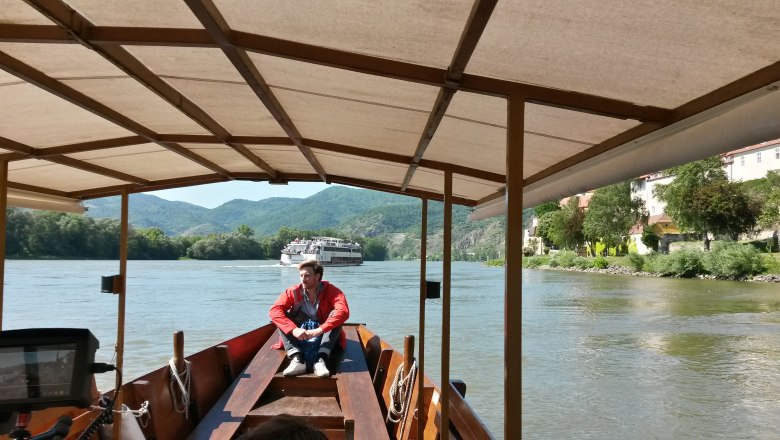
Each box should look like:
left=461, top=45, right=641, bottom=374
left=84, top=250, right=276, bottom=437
left=1, top=0, right=779, bottom=209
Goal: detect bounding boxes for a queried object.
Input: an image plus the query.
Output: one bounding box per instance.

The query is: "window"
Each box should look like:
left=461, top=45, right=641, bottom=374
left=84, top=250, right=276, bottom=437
left=757, top=151, right=762, bottom=163
left=740, top=156, right=745, bottom=166
left=775, top=147, right=779, bottom=159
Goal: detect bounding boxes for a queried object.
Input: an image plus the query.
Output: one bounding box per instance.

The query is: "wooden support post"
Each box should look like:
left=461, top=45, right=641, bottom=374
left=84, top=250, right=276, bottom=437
left=0, top=161, right=6, bottom=331
left=216, top=344, right=234, bottom=387
left=417, top=197, right=427, bottom=440
left=403, top=335, right=415, bottom=378
left=442, top=170, right=452, bottom=440
left=505, top=96, right=524, bottom=440
left=112, top=189, right=129, bottom=440
left=174, top=331, right=185, bottom=372
left=344, top=419, right=355, bottom=440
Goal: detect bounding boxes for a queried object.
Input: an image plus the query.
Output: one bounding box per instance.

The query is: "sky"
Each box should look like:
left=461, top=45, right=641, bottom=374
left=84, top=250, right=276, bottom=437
left=145, top=181, right=334, bottom=209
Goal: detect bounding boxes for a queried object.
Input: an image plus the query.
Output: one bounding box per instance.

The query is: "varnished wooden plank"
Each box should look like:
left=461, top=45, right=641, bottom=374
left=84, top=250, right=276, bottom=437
left=266, top=376, right=337, bottom=397
left=186, top=336, right=285, bottom=440
left=243, top=414, right=345, bottom=432
left=248, top=396, right=342, bottom=418
left=446, top=381, right=494, bottom=440
left=337, top=327, right=390, bottom=440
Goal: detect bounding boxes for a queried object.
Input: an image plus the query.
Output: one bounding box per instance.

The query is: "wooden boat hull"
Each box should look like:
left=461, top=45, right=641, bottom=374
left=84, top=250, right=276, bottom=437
left=3, top=323, right=493, bottom=440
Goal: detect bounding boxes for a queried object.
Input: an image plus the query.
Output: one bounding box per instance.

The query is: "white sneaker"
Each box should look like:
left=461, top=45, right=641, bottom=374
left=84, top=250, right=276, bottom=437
left=283, top=357, right=306, bottom=376
left=313, top=358, right=330, bottom=378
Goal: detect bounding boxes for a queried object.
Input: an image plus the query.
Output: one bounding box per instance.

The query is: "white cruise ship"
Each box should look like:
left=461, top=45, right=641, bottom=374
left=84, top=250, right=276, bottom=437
left=279, top=237, right=363, bottom=266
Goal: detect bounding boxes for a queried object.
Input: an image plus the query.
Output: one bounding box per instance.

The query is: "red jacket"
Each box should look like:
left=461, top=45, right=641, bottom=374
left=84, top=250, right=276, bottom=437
left=269, top=281, right=350, bottom=349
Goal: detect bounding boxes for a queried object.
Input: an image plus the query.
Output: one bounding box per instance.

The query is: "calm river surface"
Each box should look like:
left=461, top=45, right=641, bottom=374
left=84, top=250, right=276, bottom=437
left=4, top=261, right=780, bottom=439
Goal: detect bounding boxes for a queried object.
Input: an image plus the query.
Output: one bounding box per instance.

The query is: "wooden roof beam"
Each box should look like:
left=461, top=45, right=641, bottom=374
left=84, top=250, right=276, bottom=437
left=0, top=52, right=231, bottom=178
left=35, top=136, right=148, bottom=157
left=184, top=0, right=328, bottom=183
left=304, top=139, right=505, bottom=184
left=0, top=136, right=149, bottom=184
left=401, top=0, right=498, bottom=191
left=0, top=23, right=673, bottom=123
left=72, top=174, right=229, bottom=200
left=23, top=0, right=280, bottom=181
left=45, top=156, right=150, bottom=185
left=332, top=176, right=476, bottom=207
left=5, top=132, right=505, bottom=184
left=8, top=181, right=77, bottom=199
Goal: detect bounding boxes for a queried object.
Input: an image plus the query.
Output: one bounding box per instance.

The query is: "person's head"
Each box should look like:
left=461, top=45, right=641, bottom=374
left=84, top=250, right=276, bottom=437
left=298, top=260, right=323, bottom=290
left=237, top=414, right=327, bottom=440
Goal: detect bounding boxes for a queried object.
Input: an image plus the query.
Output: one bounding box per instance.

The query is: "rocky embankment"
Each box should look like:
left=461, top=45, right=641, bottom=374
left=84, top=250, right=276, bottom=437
left=538, top=265, right=780, bottom=282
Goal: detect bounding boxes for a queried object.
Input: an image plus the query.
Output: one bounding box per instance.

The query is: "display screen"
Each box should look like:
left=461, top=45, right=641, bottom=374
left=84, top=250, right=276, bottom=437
left=0, top=343, right=77, bottom=402
left=0, top=328, right=97, bottom=411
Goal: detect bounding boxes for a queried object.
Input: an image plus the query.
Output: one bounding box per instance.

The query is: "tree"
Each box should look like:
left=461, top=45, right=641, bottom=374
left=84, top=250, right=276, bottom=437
left=6, top=208, right=32, bottom=256
left=689, top=180, right=759, bottom=241
left=547, top=196, right=585, bottom=251
left=641, top=228, right=660, bottom=252
left=237, top=224, right=255, bottom=237
left=359, top=237, right=388, bottom=261
left=26, top=211, right=67, bottom=257
left=654, top=156, right=758, bottom=250
left=533, top=201, right=560, bottom=218
left=583, top=181, right=644, bottom=256
left=756, top=170, right=780, bottom=250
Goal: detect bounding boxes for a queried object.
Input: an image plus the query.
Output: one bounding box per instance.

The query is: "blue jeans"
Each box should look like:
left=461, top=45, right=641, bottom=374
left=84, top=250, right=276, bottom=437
left=279, top=316, right=342, bottom=363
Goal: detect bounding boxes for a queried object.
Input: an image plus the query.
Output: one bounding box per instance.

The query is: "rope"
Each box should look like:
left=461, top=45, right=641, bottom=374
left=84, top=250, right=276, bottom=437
left=386, top=359, right=417, bottom=438
left=89, top=401, right=151, bottom=428
left=168, top=358, right=192, bottom=419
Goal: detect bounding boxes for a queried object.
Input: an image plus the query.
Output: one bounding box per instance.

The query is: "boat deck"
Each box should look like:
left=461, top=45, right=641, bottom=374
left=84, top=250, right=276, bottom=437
left=188, top=325, right=388, bottom=440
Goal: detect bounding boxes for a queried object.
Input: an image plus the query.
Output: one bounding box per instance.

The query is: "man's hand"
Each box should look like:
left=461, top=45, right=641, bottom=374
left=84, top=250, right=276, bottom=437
left=304, top=328, right=323, bottom=339
left=292, top=327, right=308, bottom=340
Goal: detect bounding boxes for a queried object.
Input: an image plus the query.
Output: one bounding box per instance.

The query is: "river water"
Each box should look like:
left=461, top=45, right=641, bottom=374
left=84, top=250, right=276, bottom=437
left=4, top=261, right=780, bottom=439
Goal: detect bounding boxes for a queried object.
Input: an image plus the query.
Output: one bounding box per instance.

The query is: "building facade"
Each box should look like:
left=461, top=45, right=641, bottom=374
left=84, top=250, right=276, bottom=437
left=723, top=139, right=780, bottom=182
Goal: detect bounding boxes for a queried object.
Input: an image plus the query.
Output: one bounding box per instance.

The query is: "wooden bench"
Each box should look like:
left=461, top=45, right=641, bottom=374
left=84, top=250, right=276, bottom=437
left=187, top=335, right=285, bottom=440
left=337, top=326, right=390, bottom=440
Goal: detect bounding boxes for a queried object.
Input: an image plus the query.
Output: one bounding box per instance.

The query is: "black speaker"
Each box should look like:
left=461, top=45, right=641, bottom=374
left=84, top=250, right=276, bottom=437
left=426, top=280, right=440, bottom=299
left=101, top=275, right=121, bottom=293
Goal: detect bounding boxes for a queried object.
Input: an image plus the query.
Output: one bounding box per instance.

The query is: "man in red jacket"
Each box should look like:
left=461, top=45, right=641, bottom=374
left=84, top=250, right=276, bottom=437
left=269, top=260, right=350, bottom=377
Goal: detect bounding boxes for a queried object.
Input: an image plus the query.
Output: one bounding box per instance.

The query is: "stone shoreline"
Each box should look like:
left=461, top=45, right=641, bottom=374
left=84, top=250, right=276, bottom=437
left=535, top=264, right=780, bottom=283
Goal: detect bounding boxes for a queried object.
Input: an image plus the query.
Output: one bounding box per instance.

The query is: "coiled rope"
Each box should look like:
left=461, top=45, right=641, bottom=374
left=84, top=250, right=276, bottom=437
left=168, top=358, right=192, bottom=419
left=386, top=359, right=417, bottom=438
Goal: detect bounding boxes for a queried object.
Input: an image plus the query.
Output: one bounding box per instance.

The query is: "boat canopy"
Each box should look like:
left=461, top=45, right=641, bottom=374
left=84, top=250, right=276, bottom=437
left=1, top=1, right=778, bottom=210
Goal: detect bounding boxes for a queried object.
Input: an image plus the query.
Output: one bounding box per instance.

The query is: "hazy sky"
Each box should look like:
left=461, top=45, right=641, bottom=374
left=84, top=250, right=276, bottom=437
left=145, top=181, right=333, bottom=209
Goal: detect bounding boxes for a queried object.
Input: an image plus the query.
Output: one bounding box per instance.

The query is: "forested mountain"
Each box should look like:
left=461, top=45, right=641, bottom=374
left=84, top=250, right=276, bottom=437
left=84, top=186, right=519, bottom=260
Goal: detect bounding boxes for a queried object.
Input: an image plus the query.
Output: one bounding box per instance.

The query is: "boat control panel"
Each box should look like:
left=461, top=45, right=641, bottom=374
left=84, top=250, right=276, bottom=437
left=0, top=328, right=99, bottom=411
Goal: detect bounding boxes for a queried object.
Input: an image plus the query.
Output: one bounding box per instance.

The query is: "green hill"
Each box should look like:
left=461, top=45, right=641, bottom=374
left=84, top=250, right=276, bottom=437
left=84, top=186, right=518, bottom=260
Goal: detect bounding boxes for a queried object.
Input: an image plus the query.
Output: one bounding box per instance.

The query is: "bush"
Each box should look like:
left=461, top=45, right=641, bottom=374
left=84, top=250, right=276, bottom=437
left=763, top=255, right=780, bottom=274
left=703, top=242, right=765, bottom=279
left=625, top=253, right=645, bottom=272
left=523, top=247, right=535, bottom=256
left=652, top=247, right=705, bottom=277
left=574, top=256, right=591, bottom=269
left=550, top=250, right=578, bottom=268
left=485, top=259, right=505, bottom=267
left=593, top=256, right=609, bottom=269
left=523, top=257, right=543, bottom=268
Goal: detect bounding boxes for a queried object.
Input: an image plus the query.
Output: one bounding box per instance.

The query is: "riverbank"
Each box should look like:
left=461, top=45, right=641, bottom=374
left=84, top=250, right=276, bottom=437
left=530, top=263, right=780, bottom=282
left=521, top=244, right=780, bottom=282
